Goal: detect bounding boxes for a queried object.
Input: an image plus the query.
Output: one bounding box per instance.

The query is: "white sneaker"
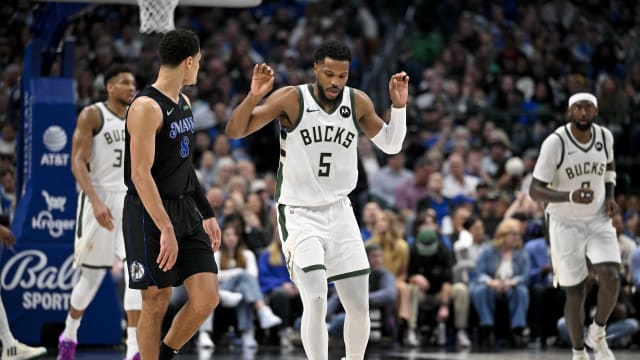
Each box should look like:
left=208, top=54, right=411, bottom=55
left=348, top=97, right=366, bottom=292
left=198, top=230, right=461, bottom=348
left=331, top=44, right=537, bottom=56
left=219, top=290, right=243, bottom=307
left=2, top=342, right=47, bottom=360
left=197, top=330, right=214, bottom=349
left=572, top=348, right=590, bottom=360
left=457, top=329, right=471, bottom=348
left=405, top=329, right=419, bottom=347
left=585, top=323, right=615, bottom=360
left=257, top=306, right=282, bottom=329
left=241, top=330, right=257, bottom=348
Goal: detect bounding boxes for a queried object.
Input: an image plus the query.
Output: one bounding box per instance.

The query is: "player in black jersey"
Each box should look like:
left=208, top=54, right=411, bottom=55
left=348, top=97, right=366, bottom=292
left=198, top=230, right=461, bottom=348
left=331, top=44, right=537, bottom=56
left=123, top=29, right=221, bottom=360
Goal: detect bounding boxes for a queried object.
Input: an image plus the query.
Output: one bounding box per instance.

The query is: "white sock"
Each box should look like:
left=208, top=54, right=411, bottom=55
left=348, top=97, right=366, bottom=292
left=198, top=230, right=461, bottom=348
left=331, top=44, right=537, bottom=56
left=126, top=327, right=138, bottom=358
left=573, top=348, right=586, bottom=356
left=63, top=314, right=81, bottom=342
left=0, top=297, right=17, bottom=348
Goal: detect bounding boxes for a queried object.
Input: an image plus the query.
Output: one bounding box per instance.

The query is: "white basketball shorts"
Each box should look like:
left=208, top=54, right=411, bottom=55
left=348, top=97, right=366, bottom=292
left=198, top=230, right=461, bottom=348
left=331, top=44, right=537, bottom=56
left=276, top=197, right=370, bottom=283
left=74, top=191, right=126, bottom=268
left=547, top=212, right=620, bottom=287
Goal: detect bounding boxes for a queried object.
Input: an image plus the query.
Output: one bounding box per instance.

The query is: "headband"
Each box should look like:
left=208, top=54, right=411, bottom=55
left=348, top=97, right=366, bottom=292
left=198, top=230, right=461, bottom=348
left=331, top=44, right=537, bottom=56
left=568, top=92, right=597, bottom=108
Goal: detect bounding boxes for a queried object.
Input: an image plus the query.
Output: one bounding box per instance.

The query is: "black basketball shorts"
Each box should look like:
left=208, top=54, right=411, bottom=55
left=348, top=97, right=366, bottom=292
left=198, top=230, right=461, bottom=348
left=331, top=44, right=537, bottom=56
left=123, top=194, right=218, bottom=289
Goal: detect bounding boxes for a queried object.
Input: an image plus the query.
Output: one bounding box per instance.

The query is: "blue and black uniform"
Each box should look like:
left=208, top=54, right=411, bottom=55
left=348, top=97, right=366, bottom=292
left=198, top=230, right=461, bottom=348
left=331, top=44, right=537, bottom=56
left=123, top=85, right=217, bottom=289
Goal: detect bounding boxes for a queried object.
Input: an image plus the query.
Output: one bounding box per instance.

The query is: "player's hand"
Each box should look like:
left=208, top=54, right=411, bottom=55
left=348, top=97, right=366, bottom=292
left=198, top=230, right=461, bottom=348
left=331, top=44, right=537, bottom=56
left=571, top=187, right=594, bottom=204
left=0, top=224, right=15, bottom=248
left=203, top=217, right=221, bottom=252
left=91, top=198, right=114, bottom=230
left=157, top=228, right=178, bottom=271
left=388, top=71, right=409, bottom=108
left=250, top=63, right=275, bottom=98
left=605, top=198, right=619, bottom=218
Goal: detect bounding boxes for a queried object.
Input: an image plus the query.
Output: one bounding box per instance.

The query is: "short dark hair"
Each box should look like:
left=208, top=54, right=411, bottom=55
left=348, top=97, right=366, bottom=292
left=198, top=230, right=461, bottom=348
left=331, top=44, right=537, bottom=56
left=313, top=40, right=351, bottom=64
left=158, top=29, right=200, bottom=67
left=103, top=65, right=132, bottom=87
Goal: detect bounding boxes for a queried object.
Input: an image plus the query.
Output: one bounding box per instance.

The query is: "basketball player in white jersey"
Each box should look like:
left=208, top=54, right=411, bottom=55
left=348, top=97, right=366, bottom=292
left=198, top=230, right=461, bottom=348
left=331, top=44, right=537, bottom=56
left=530, top=92, right=620, bottom=360
left=226, top=40, right=408, bottom=360
left=57, top=66, right=141, bottom=360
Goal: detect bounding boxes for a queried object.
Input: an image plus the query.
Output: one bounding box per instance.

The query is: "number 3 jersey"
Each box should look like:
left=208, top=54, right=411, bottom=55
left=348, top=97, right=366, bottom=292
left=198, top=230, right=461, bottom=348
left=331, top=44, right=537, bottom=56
left=276, top=84, right=359, bottom=207
left=91, top=102, right=126, bottom=193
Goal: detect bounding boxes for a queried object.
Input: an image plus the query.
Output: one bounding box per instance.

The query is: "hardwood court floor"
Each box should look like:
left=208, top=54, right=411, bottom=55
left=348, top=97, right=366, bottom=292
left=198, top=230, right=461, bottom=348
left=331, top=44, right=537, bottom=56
left=36, top=345, right=639, bottom=359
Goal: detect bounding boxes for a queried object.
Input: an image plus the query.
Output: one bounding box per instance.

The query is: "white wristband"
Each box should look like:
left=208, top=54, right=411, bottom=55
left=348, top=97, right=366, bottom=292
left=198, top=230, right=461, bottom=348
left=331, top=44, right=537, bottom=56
left=568, top=190, right=574, bottom=204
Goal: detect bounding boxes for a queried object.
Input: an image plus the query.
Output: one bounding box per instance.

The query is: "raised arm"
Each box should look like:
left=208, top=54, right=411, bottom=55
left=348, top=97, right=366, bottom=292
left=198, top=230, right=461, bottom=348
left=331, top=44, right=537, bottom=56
left=71, top=105, right=114, bottom=230
left=225, top=63, right=298, bottom=139
left=355, top=72, right=409, bottom=154
left=127, top=97, right=176, bottom=271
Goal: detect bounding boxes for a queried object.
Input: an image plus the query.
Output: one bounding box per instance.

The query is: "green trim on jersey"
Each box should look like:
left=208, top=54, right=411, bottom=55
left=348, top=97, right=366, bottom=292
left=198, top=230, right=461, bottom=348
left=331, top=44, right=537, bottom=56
left=307, top=84, right=343, bottom=115
left=286, top=86, right=305, bottom=133
left=349, top=87, right=361, bottom=133
left=76, top=192, right=86, bottom=238
left=564, top=124, right=596, bottom=153
left=102, top=101, right=126, bottom=120
left=275, top=162, right=284, bottom=203
left=327, top=268, right=371, bottom=283
left=94, top=104, right=105, bottom=136
left=277, top=204, right=288, bottom=242
left=302, top=264, right=326, bottom=272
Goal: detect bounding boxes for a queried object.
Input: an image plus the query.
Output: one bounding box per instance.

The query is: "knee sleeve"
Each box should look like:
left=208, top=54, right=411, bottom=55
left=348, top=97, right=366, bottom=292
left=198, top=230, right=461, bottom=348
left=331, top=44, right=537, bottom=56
left=70, top=268, right=106, bottom=310
left=123, top=264, right=142, bottom=311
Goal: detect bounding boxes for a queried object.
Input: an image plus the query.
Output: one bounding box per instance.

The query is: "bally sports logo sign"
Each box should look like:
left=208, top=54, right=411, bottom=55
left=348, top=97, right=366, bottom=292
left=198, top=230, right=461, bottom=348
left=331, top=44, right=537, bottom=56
left=1, top=249, right=79, bottom=310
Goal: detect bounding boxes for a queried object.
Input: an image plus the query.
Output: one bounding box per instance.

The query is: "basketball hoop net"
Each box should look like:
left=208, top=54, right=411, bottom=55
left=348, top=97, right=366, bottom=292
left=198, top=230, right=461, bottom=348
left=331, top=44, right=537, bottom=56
left=137, top=0, right=179, bottom=34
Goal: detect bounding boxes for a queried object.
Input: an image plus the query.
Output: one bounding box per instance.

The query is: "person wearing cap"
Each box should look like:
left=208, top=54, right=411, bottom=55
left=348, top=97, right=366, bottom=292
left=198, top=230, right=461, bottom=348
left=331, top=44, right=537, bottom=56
left=529, top=92, right=620, bottom=360
left=470, top=218, right=530, bottom=349
left=406, top=228, right=471, bottom=348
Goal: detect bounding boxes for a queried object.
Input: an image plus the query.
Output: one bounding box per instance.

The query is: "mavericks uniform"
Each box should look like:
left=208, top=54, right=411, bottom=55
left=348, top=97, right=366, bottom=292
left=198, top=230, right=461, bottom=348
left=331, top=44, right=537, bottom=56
left=532, top=123, right=620, bottom=287
left=276, top=84, right=369, bottom=283
left=74, top=102, right=126, bottom=268
left=123, top=86, right=217, bottom=289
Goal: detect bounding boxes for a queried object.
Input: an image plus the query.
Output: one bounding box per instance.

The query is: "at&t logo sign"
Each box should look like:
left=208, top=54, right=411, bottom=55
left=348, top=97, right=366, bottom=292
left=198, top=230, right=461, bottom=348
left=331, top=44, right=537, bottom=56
left=40, top=125, right=70, bottom=166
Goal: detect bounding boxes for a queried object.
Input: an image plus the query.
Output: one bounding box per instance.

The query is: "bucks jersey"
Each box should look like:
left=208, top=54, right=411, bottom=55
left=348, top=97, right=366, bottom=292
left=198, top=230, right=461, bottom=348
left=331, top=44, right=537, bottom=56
left=90, top=102, right=126, bottom=192
left=533, top=123, right=614, bottom=220
left=275, top=84, right=359, bottom=207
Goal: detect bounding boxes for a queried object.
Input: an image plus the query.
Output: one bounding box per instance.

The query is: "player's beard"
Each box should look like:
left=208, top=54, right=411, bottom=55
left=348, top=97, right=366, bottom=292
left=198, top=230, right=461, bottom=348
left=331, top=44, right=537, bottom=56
left=317, top=83, right=342, bottom=107
left=571, top=117, right=593, bottom=131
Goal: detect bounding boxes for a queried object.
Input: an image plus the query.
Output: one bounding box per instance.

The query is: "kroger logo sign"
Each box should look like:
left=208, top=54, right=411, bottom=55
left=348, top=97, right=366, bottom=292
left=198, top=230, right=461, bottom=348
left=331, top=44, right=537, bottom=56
left=31, top=190, right=74, bottom=238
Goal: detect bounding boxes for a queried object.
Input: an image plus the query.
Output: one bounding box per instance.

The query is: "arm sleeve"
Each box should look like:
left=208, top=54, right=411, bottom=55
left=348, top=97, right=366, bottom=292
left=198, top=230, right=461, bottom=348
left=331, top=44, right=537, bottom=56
left=532, top=134, right=563, bottom=183
left=369, top=106, right=406, bottom=154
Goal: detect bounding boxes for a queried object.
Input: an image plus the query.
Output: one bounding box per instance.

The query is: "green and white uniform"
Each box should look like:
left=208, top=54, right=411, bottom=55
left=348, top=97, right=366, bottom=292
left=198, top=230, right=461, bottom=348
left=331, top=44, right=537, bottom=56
left=276, top=84, right=369, bottom=282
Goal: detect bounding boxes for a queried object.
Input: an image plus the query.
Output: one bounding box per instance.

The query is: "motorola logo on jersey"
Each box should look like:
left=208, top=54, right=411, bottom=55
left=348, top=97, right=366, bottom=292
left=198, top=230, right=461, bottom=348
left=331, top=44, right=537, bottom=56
left=40, top=125, right=70, bottom=166
left=300, top=125, right=356, bottom=149
left=339, top=106, right=351, bottom=118
left=595, top=142, right=603, bottom=151
left=564, top=161, right=605, bottom=180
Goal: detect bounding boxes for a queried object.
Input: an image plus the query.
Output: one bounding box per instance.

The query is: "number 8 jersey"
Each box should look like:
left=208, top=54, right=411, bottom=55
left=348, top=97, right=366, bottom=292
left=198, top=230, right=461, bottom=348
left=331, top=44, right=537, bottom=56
left=276, top=84, right=359, bottom=207
left=91, top=102, right=126, bottom=193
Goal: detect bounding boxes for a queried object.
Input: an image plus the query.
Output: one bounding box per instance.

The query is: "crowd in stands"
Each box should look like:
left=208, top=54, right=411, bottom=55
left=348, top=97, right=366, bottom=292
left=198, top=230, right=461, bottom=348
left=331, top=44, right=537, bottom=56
left=1, top=0, right=640, bottom=351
